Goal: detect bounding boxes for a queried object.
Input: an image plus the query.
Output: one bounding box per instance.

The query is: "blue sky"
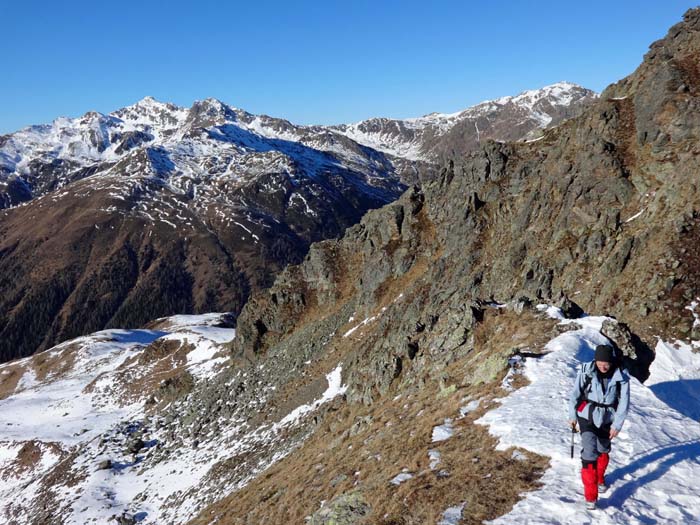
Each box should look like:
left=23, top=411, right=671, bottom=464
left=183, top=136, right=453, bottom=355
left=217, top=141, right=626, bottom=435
left=2, top=1, right=698, bottom=133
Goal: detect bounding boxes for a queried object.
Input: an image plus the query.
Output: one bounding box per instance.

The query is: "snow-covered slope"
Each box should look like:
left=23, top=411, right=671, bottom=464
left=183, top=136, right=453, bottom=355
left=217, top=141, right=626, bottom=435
left=0, top=313, right=349, bottom=524
left=478, top=307, right=700, bottom=524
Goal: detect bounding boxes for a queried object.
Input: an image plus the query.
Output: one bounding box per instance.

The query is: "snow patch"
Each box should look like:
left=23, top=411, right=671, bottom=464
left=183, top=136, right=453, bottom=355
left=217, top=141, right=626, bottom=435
left=438, top=503, right=466, bottom=525
left=431, top=419, right=454, bottom=442
left=459, top=399, right=481, bottom=418
left=625, top=208, right=645, bottom=223
left=343, top=315, right=379, bottom=337
left=279, top=366, right=347, bottom=426
left=428, top=449, right=442, bottom=470
left=390, top=470, right=414, bottom=485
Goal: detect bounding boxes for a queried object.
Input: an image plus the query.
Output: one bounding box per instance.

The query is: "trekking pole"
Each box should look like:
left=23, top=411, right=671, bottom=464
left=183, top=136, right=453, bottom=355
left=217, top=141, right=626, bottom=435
left=570, top=424, right=576, bottom=459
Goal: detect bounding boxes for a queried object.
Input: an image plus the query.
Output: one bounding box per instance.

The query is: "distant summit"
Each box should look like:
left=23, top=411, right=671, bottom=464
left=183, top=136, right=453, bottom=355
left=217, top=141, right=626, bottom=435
left=332, top=82, right=597, bottom=162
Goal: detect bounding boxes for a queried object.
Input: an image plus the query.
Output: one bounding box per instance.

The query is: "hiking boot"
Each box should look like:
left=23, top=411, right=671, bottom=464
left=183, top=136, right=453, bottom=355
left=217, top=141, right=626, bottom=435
left=598, top=482, right=609, bottom=493
left=585, top=500, right=597, bottom=510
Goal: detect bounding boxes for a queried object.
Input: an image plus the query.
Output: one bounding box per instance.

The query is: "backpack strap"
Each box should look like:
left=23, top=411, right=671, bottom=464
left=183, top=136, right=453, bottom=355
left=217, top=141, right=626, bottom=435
left=576, top=363, right=594, bottom=407
left=582, top=372, right=593, bottom=398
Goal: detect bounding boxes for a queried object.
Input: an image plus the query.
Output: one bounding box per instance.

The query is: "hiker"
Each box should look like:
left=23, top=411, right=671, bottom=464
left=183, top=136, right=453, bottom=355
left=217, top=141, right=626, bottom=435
left=568, top=344, right=630, bottom=509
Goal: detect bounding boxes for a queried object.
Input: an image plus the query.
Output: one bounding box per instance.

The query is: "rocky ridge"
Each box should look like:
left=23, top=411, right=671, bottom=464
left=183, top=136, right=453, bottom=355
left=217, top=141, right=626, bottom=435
left=234, top=7, right=700, bottom=372
left=203, top=7, right=700, bottom=520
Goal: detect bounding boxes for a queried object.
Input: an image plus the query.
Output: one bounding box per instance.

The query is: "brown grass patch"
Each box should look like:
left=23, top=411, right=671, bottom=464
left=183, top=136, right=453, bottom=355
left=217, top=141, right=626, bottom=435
left=675, top=53, right=700, bottom=95
left=468, top=306, right=560, bottom=385
left=0, top=441, right=66, bottom=483
left=662, top=213, right=700, bottom=341
left=371, top=255, right=432, bottom=311
left=0, top=343, right=83, bottom=400
left=189, top=386, right=545, bottom=525
left=610, top=97, right=637, bottom=175
left=15, top=441, right=43, bottom=472
left=290, top=242, right=364, bottom=330
left=474, top=307, right=556, bottom=353
left=82, top=337, right=197, bottom=408
left=0, top=364, right=26, bottom=400
left=31, top=343, right=80, bottom=383
left=136, top=338, right=191, bottom=367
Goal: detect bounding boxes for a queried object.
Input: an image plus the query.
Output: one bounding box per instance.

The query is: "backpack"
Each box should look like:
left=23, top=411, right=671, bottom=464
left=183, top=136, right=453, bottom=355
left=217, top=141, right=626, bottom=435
left=578, top=362, right=623, bottom=411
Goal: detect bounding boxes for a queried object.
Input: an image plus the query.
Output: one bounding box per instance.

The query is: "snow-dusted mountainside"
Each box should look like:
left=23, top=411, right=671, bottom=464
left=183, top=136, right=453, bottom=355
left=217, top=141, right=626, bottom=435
left=0, top=313, right=234, bottom=523
left=0, top=98, right=414, bottom=363
left=0, top=83, right=593, bottom=364
left=0, top=83, right=595, bottom=211
left=0, top=312, right=352, bottom=524
left=0, top=95, right=410, bottom=209
left=332, top=82, right=597, bottom=162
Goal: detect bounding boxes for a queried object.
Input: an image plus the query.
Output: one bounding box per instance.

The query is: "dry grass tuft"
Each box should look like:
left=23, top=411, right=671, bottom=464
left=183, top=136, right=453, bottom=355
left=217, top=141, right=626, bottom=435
left=0, top=364, right=26, bottom=400
left=31, top=343, right=81, bottom=383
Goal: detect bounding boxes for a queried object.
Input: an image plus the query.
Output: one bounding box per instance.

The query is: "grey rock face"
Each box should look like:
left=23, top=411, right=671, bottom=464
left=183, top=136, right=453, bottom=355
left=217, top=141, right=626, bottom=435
left=600, top=319, right=655, bottom=382
left=309, top=492, right=370, bottom=525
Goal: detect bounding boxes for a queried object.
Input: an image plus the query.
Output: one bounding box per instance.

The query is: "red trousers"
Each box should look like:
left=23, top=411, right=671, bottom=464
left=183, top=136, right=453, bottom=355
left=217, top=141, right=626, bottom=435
left=580, top=452, right=609, bottom=502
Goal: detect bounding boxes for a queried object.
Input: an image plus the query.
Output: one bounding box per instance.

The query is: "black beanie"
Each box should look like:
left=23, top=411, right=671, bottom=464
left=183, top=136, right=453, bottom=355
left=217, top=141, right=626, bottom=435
left=594, top=344, right=614, bottom=362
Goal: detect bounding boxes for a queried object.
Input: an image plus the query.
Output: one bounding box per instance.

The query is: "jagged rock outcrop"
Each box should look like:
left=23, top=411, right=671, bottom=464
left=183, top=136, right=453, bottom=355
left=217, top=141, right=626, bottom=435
left=308, top=492, right=370, bottom=525
left=600, top=318, right=655, bottom=382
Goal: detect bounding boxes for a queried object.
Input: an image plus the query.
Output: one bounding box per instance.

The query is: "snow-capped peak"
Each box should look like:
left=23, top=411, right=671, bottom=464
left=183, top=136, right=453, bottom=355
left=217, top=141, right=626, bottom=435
left=137, top=95, right=160, bottom=105
left=491, top=81, right=588, bottom=110
left=118, top=95, right=178, bottom=112
left=429, top=81, right=592, bottom=122
left=111, top=97, right=188, bottom=132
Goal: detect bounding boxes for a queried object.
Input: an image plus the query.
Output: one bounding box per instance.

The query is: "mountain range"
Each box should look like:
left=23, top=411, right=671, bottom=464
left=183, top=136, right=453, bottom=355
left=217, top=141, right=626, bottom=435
left=5, top=6, right=700, bottom=520
left=0, top=82, right=595, bottom=362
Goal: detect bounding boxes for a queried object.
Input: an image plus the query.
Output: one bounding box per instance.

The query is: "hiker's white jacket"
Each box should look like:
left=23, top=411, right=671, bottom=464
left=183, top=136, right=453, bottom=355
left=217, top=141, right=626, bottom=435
left=568, top=361, right=631, bottom=431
